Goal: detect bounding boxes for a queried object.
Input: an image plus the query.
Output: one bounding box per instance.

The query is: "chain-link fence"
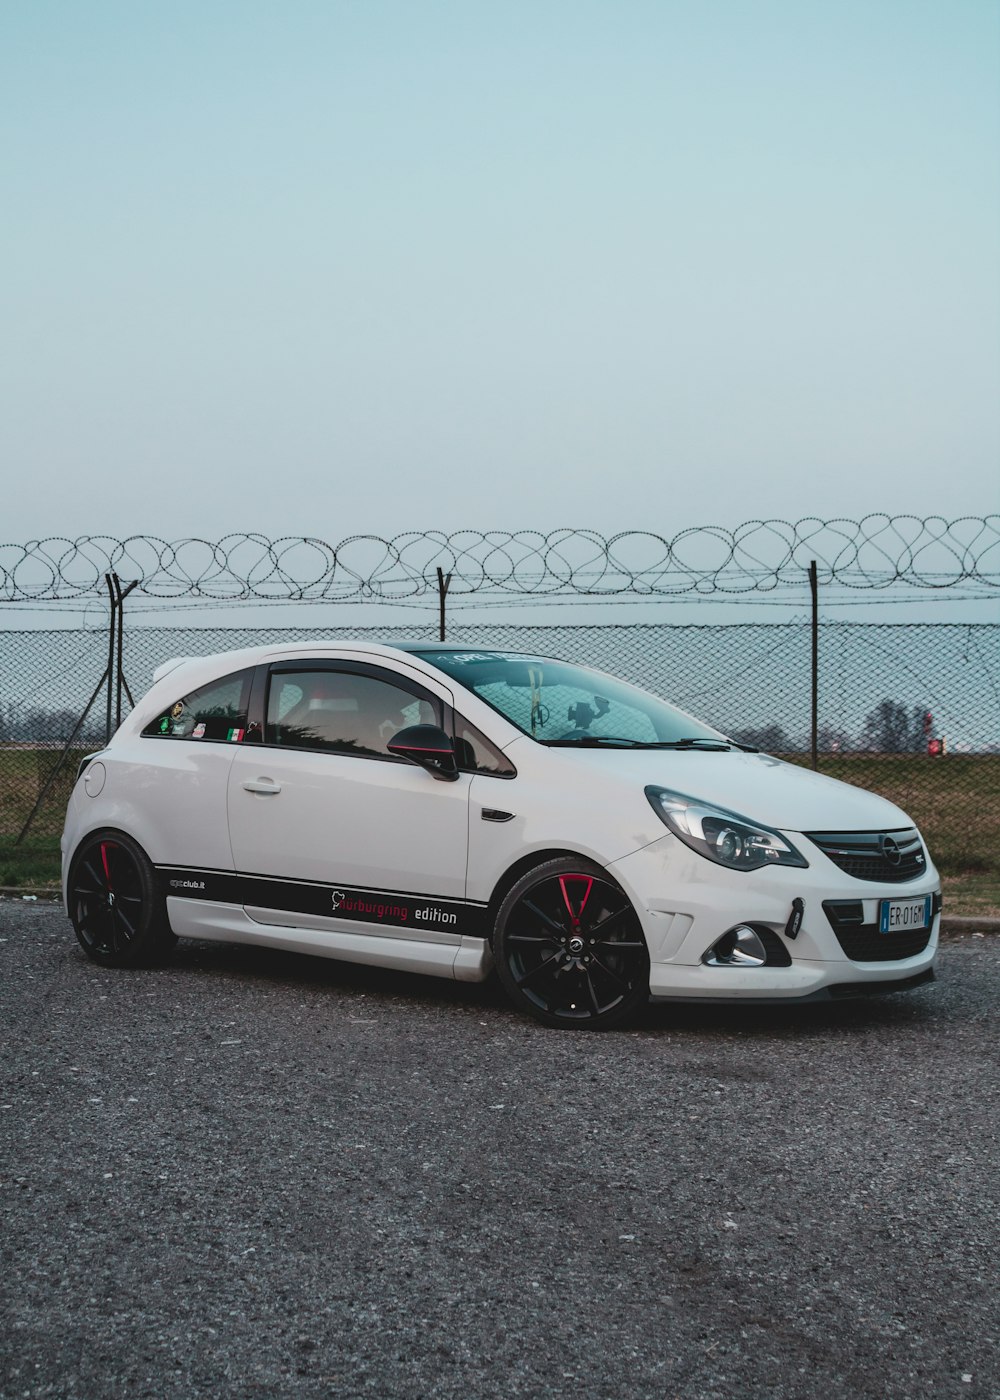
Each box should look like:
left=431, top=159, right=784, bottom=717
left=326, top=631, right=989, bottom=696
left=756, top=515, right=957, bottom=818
left=2, top=621, right=997, bottom=874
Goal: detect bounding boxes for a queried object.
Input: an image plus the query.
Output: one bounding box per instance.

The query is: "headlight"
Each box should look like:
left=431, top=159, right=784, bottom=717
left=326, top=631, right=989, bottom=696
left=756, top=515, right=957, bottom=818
left=645, top=786, right=808, bottom=872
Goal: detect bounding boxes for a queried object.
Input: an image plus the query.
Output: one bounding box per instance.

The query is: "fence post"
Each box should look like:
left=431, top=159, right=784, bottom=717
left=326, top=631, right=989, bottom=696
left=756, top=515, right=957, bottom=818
left=809, top=560, right=819, bottom=771
left=112, top=575, right=138, bottom=729
left=104, top=574, right=117, bottom=745
left=436, top=567, right=452, bottom=642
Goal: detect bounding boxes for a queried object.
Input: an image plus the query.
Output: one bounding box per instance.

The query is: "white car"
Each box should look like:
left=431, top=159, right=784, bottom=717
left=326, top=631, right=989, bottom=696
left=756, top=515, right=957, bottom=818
left=62, top=642, right=941, bottom=1028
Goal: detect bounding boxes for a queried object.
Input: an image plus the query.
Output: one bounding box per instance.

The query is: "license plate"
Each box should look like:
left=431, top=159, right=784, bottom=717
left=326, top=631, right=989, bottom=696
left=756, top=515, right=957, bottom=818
left=878, top=895, right=931, bottom=935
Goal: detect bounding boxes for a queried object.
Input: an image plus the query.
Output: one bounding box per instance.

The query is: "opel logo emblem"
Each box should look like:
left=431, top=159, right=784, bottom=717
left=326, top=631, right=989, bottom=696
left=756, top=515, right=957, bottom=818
left=880, top=835, right=902, bottom=866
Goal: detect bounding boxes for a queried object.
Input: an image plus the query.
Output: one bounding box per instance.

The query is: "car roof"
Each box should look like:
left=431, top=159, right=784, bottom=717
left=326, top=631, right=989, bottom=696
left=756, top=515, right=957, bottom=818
left=132, top=639, right=539, bottom=744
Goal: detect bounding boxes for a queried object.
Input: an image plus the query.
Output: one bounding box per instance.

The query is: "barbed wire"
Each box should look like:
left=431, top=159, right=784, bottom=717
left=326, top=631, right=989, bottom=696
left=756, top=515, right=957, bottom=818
left=1, top=517, right=997, bottom=602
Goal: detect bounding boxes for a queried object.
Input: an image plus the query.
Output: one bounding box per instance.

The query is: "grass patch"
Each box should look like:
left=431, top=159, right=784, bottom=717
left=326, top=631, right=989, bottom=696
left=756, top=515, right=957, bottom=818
left=0, top=747, right=92, bottom=841
left=941, top=872, right=1000, bottom=921
left=0, top=837, right=61, bottom=889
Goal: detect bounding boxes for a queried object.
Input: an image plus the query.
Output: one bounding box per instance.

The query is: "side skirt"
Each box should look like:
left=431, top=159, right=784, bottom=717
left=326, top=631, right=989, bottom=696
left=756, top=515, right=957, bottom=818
left=165, top=897, right=492, bottom=983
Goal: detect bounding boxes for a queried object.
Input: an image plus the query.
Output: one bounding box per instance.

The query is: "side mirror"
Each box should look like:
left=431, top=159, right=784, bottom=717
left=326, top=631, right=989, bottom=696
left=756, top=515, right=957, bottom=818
left=386, top=724, right=460, bottom=782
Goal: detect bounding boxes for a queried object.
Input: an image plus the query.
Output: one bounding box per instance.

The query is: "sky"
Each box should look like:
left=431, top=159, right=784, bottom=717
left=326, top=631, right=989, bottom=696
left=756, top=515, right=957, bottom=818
left=1, top=0, right=998, bottom=559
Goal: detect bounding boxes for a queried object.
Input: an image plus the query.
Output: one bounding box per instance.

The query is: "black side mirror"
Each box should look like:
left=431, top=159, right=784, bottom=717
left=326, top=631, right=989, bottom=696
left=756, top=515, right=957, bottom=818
left=386, top=724, right=460, bottom=781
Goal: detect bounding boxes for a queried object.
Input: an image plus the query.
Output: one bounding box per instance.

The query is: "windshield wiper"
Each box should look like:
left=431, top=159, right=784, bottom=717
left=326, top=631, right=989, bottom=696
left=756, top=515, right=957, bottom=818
left=541, top=735, right=733, bottom=750
left=648, top=737, right=734, bottom=750
left=540, top=735, right=650, bottom=747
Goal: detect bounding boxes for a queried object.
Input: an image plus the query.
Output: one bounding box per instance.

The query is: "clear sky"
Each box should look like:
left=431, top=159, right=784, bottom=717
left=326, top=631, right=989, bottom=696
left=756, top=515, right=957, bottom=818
left=2, top=0, right=998, bottom=546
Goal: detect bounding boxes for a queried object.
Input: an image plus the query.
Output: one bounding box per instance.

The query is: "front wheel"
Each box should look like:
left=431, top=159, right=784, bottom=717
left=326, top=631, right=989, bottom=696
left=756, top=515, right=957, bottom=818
left=68, top=831, right=175, bottom=967
left=493, top=858, right=650, bottom=1029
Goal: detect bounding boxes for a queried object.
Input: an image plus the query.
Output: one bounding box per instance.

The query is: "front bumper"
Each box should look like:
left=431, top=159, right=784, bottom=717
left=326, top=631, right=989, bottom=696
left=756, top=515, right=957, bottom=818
left=607, top=834, right=941, bottom=1002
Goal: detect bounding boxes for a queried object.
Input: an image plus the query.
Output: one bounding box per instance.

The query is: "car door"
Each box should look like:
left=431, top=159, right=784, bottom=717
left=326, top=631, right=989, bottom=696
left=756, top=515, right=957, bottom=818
left=226, top=658, right=476, bottom=940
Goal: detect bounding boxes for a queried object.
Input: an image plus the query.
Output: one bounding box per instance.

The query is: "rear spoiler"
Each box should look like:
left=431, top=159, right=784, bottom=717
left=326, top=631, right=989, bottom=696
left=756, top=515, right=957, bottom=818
left=152, top=656, right=196, bottom=684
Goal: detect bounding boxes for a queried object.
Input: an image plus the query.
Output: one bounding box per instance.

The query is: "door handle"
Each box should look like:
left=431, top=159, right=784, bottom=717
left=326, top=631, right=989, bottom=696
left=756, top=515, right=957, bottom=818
left=241, top=778, right=282, bottom=795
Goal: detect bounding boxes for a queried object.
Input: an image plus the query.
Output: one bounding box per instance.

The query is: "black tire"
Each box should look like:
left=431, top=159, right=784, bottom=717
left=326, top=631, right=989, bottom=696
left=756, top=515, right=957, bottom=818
left=493, top=857, right=650, bottom=1029
left=67, top=830, right=175, bottom=968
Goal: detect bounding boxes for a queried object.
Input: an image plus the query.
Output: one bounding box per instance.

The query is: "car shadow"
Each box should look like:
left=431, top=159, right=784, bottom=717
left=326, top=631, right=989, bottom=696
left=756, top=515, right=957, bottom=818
left=637, top=987, right=939, bottom=1037
left=162, top=937, right=941, bottom=1037
left=168, top=936, right=510, bottom=1013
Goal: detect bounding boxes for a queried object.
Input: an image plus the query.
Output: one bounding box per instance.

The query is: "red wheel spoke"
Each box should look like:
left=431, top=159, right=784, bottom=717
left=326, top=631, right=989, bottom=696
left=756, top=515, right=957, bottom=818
left=558, top=875, right=593, bottom=925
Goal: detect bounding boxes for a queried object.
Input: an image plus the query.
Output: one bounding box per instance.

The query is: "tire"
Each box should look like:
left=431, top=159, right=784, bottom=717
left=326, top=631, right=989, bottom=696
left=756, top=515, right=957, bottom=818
left=493, top=857, right=651, bottom=1029
left=67, top=830, right=175, bottom=968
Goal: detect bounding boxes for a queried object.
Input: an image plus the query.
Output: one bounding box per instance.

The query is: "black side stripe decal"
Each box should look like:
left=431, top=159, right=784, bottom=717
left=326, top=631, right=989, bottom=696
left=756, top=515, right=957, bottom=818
left=157, top=867, right=488, bottom=938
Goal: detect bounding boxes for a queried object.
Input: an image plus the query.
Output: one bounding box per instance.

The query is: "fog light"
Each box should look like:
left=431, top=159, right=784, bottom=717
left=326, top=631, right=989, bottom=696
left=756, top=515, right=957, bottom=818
left=704, top=925, right=768, bottom=967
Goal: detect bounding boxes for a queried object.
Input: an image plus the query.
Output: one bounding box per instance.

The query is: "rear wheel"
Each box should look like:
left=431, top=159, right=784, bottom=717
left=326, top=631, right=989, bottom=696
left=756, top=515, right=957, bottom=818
left=493, top=858, right=650, bottom=1029
left=68, top=831, right=174, bottom=967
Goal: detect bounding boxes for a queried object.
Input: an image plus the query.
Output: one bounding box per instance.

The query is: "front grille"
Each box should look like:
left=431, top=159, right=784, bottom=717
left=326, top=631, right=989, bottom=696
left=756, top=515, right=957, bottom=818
left=823, top=893, right=941, bottom=962
left=805, top=828, right=926, bottom=883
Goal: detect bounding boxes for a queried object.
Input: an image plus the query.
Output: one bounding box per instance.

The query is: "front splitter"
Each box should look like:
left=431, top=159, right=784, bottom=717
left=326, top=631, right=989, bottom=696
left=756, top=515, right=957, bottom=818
left=649, top=966, right=936, bottom=1005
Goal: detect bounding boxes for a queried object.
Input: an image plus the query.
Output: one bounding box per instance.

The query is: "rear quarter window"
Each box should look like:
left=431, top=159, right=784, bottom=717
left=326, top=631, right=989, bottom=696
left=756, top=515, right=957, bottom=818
left=143, top=669, right=253, bottom=742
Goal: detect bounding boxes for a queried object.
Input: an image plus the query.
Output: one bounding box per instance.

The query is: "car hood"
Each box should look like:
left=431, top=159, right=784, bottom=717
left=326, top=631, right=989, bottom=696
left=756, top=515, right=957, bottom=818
left=548, top=747, right=914, bottom=832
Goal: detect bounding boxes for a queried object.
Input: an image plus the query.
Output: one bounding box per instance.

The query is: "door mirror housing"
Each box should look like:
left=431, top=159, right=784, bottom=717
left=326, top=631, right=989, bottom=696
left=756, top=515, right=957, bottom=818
left=386, top=724, right=460, bottom=781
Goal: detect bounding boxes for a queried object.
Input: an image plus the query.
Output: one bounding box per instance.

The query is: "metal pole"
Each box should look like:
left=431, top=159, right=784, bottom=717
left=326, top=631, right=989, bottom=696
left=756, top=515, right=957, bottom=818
left=117, top=579, right=137, bottom=711
left=113, top=574, right=124, bottom=731
left=436, top=567, right=452, bottom=642
left=104, top=574, right=116, bottom=745
left=113, top=576, right=137, bottom=730
left=809, top=560, right=819, bottom=771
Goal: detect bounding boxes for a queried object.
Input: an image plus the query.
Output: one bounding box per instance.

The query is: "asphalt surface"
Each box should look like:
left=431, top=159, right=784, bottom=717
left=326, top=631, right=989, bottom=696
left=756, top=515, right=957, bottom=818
left=2, top=904, right=998, bottom=1400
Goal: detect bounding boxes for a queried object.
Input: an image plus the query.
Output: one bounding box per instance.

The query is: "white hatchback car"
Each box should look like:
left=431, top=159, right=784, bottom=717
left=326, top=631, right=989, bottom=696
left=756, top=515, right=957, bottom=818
left=62, top=642, right=941, bottom=1028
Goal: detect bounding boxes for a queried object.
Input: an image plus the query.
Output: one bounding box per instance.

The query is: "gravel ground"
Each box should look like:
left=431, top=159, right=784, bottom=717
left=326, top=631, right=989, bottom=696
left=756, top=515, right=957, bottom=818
left=2, top=903, right=998, bottom=1400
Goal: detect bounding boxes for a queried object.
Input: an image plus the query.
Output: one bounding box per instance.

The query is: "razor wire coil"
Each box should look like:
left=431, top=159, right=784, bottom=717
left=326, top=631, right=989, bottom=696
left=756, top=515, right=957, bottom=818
left=1, top=516, right=997, bottom=602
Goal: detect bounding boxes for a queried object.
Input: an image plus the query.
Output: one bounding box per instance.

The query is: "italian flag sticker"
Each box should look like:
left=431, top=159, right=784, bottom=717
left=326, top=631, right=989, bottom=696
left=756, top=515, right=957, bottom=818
left=227, top=728, right=245, bottom=742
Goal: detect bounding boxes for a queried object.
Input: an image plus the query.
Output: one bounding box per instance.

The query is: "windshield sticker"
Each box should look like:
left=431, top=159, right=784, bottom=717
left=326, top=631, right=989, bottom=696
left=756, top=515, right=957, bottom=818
left=192, top=722, right=206, bottom=739
left=425, top=651, right=544, bottom=666
left=425, top=652, right=504, bottom=665
left=226, top=727, right=245, bottom=742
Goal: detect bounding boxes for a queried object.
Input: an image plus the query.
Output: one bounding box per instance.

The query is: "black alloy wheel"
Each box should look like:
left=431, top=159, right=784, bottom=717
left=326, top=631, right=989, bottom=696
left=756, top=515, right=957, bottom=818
left=68, top=831, right=174, bottom=967
left=494, top=858, right=650, bottom=1029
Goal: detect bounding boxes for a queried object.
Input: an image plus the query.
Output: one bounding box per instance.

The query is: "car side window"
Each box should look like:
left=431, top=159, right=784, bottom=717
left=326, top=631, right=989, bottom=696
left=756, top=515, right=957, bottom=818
left=143, top=669, right=253, bottom=742
left=266, top=669, right=442, bottom=758
left=454, top=718, right=516, bottom=777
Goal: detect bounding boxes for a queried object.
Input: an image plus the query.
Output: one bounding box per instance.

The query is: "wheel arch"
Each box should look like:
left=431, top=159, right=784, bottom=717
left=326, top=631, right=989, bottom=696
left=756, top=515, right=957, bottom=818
left=484, top=848, right=611, bottom=946
left=64, top=823, right=158, bottom=907
left=65, top=825, right=175, bottom=967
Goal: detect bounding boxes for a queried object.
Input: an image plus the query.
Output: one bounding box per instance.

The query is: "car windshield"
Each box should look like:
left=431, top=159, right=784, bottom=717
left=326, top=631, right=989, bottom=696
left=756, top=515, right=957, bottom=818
left=414, top=650, right=728, bottom=747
